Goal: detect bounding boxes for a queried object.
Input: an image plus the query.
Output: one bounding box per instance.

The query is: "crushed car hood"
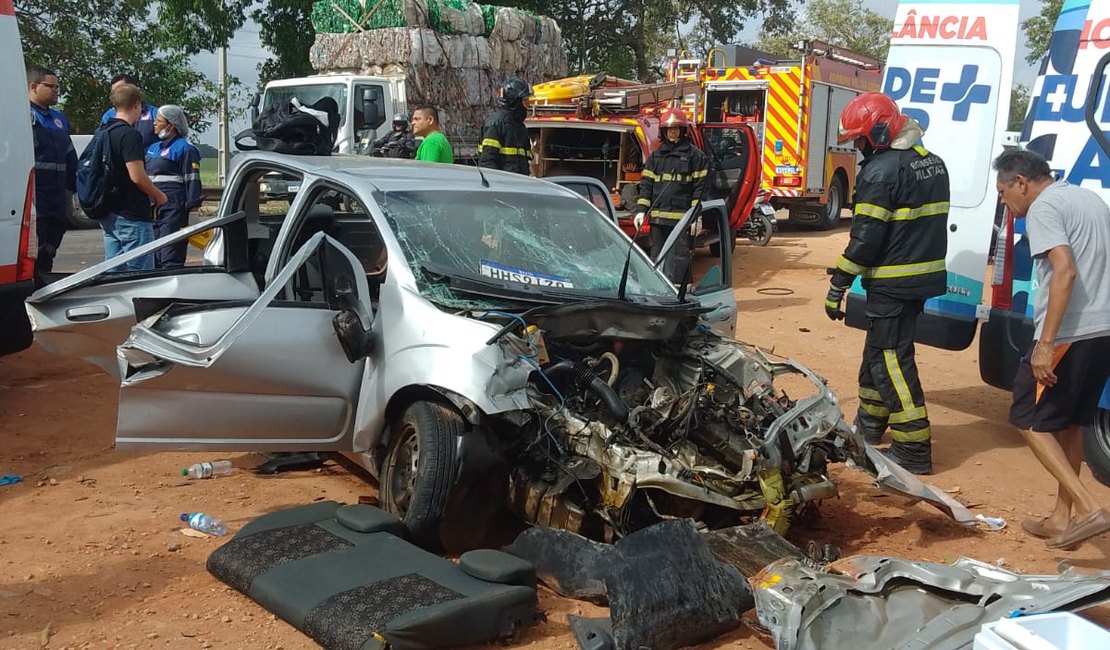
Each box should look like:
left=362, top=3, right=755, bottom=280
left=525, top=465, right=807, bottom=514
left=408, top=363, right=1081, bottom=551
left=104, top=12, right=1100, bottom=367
left=751, top=555, right=1110, bottom=650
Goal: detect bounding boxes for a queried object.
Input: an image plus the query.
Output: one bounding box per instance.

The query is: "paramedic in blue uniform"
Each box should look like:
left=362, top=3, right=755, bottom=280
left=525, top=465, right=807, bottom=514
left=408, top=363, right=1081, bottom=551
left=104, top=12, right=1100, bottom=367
left=28, top=66, right=77, bottom=284
left=144, top=105, right=202, bottom=269
left=101, top=73, right=158, bottom=148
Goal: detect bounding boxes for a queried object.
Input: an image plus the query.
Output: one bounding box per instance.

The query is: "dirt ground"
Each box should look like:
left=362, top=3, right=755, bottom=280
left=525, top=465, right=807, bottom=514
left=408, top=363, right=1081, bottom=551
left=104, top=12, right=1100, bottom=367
left=2, top=225, right=1108, bottom=650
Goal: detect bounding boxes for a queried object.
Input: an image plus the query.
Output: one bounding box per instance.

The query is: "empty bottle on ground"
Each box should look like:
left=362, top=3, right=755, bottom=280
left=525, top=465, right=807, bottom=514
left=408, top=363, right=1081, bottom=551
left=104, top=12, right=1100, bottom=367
left=181, top=512, right=227, bottom=536
left=181, top=460, right=233, bottom=479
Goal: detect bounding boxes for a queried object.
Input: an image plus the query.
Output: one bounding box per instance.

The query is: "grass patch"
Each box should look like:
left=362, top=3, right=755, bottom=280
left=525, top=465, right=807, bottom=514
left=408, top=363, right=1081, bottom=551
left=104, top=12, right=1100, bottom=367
left=200, top=157, right=219, bottom=188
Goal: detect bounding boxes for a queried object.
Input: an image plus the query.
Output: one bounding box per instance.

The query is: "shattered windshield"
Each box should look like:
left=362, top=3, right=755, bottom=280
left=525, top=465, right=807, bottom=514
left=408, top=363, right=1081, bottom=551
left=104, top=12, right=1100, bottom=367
left=378, top=190, right=677, bottom=304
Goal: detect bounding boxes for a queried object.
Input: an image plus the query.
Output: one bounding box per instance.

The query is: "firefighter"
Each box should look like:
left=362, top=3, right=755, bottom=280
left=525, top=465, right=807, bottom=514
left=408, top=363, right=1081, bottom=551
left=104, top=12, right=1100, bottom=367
left=144, top=105, right=202, bottom=269
left=633, top=107, right=708, bottom=283
left=825, top=92, right=949, bottom=475
left=478, top=77, right=532, bottom=174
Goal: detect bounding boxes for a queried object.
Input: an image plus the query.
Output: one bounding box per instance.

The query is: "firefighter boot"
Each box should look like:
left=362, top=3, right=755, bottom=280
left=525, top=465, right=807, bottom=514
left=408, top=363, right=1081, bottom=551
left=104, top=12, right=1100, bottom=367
left=854, top=414, right=887, bottom=446
left=881, top=441, right=932, bottom=475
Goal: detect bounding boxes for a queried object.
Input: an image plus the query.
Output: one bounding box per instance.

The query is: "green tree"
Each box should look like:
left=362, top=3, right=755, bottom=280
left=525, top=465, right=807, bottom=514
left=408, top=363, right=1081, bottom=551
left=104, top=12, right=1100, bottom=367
left=1022, top=0, right=1063, bottom=65
left=16, top=0, right=229, bottom=134
left=254, top=0, right=317, bottom=85
left=1009, top=83, right=1030, bottom=132
left=755, top=0, right=893, bottom=62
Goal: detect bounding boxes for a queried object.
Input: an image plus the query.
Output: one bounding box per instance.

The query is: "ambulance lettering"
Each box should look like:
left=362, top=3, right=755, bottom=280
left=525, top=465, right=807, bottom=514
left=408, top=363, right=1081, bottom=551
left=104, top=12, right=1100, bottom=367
left=893, top=10, right=988, bottom=41
left=1081, top=18, right=1110, bottom=49
left=884, top=64, right=991, bottom=133
left=1027, top=73, right=1110, bottom=188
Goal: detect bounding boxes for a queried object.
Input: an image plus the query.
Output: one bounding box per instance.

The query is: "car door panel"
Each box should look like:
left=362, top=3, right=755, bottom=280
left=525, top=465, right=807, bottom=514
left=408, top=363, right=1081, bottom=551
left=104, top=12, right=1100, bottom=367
left=25, top=212, right=256, bottom=377
left=114, top=232, right=373, bottom=452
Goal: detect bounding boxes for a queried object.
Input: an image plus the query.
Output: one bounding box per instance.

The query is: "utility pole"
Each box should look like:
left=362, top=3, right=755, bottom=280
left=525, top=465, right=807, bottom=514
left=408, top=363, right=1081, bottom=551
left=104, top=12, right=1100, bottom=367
left=217, top=27, right=230, bottom=186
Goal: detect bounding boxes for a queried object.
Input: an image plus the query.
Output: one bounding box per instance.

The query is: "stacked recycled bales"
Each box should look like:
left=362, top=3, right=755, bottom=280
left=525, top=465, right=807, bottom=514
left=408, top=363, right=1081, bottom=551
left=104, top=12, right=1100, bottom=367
left=310, top=0, right=567, bottom=156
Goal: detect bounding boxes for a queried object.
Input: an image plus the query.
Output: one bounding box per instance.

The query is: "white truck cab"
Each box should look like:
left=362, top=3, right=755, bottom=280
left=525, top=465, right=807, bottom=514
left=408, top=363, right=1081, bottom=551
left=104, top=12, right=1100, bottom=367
left=255, top=74, right=407, bottom=156
left=0, top=1, right=37, bottom=356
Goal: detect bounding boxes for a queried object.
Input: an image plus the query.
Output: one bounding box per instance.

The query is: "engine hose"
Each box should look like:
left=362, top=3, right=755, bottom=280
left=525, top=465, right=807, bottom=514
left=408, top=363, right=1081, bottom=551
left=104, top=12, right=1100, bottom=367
left=543, top=360, right=630, bottom=423
left=598, top=352, right=620, bottom=386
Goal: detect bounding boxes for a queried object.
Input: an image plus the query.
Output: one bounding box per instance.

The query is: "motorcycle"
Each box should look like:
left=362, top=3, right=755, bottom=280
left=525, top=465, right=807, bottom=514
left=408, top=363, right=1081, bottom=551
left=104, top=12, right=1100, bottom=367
left=737, top=200, right=776, bottom=247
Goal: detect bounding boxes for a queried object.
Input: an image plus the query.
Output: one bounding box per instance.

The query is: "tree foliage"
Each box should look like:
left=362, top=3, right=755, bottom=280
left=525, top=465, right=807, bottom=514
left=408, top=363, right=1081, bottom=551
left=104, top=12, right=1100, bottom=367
left=1022, top=0, right=1063, bottom=65
left=16, top=0, right=237, bottom=134
left=755, top=0, right=893, bottom=62
left=1009, top=83, right=1031, bottom=132
left=253, top=0, right=317, bottom=85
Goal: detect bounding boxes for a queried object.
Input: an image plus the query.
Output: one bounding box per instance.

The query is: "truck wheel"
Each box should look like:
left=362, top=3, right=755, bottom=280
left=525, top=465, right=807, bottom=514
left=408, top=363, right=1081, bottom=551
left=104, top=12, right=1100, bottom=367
left=816, top=176, right=846, bottom=230
left=1083, top=408, right=1110, bottom=487
left=380, top=401, right=461, bottom=548
left=65, top=191, right=99, bottom=230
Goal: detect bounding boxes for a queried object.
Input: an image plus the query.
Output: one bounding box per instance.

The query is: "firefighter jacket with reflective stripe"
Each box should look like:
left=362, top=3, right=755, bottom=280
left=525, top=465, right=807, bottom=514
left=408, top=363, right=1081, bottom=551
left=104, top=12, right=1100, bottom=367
left=636, top=138, right=709, bottom=222
left=831, top=145, right=949, bottom=301
left=102, top=104, right=159, bottom=149
left=30, top=102, right=77, bottom=221
left=145, top=136, right=203, bottom=224
left=478, top=105, right=530, bottom=174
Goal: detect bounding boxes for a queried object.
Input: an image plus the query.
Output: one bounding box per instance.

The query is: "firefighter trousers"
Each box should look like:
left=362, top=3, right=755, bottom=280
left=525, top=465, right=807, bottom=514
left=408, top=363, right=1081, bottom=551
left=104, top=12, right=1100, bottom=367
left=856, top=298, right=931, bottom=444
left=649, top=221, right=691, bottom=284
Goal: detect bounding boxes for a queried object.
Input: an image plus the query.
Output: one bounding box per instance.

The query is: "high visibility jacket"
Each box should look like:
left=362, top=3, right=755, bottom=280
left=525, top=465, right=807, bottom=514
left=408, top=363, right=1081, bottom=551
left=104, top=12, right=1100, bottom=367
left=636, top=139, right=708, bottom=222
left=478, top=105, right=530, bottom=174
left=144, top=136, right=203, bottom=224
left=831, top=145, right=949, bottom=301
left=29, top=102, right=77, bottom=221
left=102, top=104, right=159, bottom=149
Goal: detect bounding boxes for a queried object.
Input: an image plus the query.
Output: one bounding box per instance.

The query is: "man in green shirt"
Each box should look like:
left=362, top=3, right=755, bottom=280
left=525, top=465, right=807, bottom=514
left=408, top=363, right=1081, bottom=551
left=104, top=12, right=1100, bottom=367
left=412, top=105, right=453, bottom=163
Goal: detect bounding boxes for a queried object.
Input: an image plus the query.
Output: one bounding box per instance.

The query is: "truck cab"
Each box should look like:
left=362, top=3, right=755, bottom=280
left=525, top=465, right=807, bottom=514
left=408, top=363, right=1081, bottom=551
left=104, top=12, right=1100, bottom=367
left=257, top=74, right=403, bottom=155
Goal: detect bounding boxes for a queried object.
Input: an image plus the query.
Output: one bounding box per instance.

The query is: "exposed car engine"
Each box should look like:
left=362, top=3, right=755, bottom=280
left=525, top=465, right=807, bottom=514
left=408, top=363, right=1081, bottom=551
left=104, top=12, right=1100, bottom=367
left=492, top=307, right=861, bottom=542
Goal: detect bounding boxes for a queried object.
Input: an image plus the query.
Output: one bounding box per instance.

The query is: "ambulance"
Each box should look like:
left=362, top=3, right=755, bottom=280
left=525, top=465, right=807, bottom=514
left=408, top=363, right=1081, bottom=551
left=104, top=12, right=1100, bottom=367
left=0, top=0, right=37, bottom=356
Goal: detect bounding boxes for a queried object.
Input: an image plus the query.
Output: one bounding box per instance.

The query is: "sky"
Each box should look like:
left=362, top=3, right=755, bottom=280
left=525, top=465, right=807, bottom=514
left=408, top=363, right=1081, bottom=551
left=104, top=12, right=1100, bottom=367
left=191, top=0, right=1047, bottom=147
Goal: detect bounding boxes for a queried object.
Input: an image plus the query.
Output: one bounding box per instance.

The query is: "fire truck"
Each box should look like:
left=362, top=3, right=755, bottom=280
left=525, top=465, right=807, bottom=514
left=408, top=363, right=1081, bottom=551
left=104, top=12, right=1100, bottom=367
left=527, top=40, right=883, bottom=232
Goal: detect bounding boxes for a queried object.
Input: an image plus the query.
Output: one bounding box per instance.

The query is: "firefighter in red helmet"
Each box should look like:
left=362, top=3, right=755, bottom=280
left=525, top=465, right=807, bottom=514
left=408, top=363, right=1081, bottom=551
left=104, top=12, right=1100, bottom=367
left=826, top=91, right=950, bottom=474
left=634, top=107, right=709, bottom=282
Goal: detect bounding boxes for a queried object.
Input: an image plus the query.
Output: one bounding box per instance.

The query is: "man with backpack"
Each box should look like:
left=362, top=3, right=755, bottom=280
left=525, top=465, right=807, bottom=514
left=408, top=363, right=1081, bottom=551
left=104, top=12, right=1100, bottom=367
left=28, top=65, right=77, bottom=285
left=88, top=84, right=166, bottom=270
left=100, top=73, right=159, bottom=148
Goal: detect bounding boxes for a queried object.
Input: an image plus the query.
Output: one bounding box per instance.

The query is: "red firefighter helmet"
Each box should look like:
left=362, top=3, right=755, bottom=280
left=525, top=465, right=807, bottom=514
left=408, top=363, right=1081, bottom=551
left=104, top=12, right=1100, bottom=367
left=837, top=92, right=907, bottom=150
left=659, top=107, right=690, bottom=129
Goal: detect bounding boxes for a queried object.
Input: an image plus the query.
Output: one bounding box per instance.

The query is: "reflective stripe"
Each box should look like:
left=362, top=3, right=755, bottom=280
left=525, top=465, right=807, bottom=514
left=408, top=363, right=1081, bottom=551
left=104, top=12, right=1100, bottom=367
left=637, top=198, right=651, bottom=206
left=855, top=203, right=893, bottom=221
left=500, top=147, right=528, bottom=156
left=883, top=349, right=915, bottom=412
left=889, top=405, right=928, bottom=425
left=690, top=199, right=700, bottom=207
left=183, top=173, right=200, bottom=182
left=859, top=402, right=890, bottom=418
left=151, top=175, right=185, bottom=184
left=692, top=169, right=708, bottom=179
left=891, top=201, right=949, bottom=221
left=641, top=169, right=659, bottom=181
left=865, top=259, right=945, bottom=279
left=660, top=172, right=692, bottom=182
left=858, top=387, right=883, bottom=401
left=891, top=425, right=931, bottom=443
left=34, top=161, right=65, bottom=171
left=653, top=210, right=685, bottom=220
left=824, top=299, right=841, bottom=310
left=480, top=138, right=501, bottom=150
left=836, top=256, right=866, bottom=276
left=913, top=145, right=930, bottom=156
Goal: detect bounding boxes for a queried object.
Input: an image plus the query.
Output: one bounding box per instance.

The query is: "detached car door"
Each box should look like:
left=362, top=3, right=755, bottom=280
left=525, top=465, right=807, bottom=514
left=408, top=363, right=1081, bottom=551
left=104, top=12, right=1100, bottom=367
left=114, top=231, right=374, bottom=451
left=25, top=211, right=259, bottom=377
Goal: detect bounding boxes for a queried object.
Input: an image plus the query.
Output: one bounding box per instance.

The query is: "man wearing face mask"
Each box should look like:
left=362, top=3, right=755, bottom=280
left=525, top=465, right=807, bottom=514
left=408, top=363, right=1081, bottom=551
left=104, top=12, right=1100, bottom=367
left=144, top=105, right=202, bottom=269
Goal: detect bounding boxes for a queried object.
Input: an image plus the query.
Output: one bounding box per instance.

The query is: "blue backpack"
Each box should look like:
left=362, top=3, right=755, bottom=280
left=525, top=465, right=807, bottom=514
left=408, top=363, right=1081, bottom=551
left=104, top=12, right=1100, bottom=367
left=76, top=121, right=125, bottom=220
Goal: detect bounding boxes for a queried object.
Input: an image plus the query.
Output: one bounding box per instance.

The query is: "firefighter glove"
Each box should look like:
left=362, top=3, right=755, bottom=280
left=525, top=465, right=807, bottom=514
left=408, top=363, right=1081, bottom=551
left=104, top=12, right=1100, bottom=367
left=633, top=212, right=646, bottom=232
left=825, top=284, right=848, bottom=321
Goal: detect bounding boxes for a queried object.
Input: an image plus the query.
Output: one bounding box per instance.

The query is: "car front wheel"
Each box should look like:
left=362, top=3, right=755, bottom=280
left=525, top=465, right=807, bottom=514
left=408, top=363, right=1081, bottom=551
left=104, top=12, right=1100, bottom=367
left=380, top=401, right=461, bottom=547
left=1083, top=407, right=1110, bottom=487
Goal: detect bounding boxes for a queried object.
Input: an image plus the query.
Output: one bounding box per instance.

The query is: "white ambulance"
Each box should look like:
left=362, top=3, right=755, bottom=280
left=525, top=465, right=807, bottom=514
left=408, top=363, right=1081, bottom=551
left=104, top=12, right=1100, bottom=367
left=0, top=0, right=36, bottom=356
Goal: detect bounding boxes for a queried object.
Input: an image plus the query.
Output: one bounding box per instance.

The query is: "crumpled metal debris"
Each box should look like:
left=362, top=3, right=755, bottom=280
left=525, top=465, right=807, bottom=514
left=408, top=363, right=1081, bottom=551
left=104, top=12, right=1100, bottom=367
left=853, top=445, right=981, bottom=526
left=751, top=554, right=1110, bottom=650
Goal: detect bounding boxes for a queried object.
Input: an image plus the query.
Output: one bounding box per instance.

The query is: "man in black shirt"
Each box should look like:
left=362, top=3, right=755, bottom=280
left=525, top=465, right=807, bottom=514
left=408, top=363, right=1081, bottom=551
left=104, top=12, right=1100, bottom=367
left=101, top=84, right=166, bottom=271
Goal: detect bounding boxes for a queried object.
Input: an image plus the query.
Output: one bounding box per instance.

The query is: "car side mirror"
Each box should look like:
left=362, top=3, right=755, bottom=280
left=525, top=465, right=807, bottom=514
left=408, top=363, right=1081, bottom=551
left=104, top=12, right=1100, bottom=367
left=362, top=89, right=381, bottom=130
left=333, top=308, right=374, bottom=363
left=249, top=93, right=261, bottom=123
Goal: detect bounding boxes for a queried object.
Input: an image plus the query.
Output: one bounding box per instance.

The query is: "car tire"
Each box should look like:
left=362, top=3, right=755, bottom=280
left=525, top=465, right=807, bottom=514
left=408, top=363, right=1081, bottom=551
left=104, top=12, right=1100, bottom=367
left=66, top=191, right=99, bottom=230
left=0, top=299, right=33, bottom=356
left=380, top=400, right=461, bottom=548
left=815, top=175, right=846, bottom=230
left=1083, top=408, right=1110, bottom=488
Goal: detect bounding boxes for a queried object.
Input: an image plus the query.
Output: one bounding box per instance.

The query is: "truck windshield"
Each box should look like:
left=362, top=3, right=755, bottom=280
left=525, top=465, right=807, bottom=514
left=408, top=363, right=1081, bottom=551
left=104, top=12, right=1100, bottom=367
left=263, top=83, right=348, bottom=127
left=378, top=190, right=677, bottom=303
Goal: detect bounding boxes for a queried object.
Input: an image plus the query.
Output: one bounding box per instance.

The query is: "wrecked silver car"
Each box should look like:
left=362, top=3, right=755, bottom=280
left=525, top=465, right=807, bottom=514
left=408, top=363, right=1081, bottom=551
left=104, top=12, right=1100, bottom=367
left=27, top=153, right=967, bottom=549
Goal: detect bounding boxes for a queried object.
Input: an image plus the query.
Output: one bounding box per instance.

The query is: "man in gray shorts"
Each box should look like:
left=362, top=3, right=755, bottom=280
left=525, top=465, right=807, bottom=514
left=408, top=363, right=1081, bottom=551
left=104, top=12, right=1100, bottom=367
left=994, top=149, right=1110, bottom=550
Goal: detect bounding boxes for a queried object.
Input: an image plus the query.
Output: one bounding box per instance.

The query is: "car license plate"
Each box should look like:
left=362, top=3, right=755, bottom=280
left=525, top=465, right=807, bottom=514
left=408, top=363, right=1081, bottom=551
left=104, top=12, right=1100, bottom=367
left=759, top=204, right=776, bottom=216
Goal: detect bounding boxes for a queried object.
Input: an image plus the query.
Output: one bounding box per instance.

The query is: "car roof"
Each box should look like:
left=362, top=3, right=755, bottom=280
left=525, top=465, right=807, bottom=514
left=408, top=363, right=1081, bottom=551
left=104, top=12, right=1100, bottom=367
left=233, top=151, right=578, bottom=198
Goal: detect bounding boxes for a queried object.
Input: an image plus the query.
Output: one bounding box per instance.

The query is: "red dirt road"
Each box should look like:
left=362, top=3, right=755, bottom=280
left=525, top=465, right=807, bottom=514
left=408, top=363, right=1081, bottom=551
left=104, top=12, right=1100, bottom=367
left=2, top=227, right=1107, bottom=649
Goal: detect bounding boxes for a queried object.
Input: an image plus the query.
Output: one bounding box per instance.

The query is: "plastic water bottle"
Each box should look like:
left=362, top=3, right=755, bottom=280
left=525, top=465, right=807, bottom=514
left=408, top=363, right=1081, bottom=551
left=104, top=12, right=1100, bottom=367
left=181, top=460, right=233, bottom=479
left=180, top=512, right=227, bottom=536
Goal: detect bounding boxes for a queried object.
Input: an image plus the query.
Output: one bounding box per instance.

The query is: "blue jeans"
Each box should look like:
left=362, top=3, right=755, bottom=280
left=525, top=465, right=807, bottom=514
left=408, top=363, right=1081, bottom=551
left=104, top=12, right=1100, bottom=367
left=101, top=213, right=154, bottom=271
